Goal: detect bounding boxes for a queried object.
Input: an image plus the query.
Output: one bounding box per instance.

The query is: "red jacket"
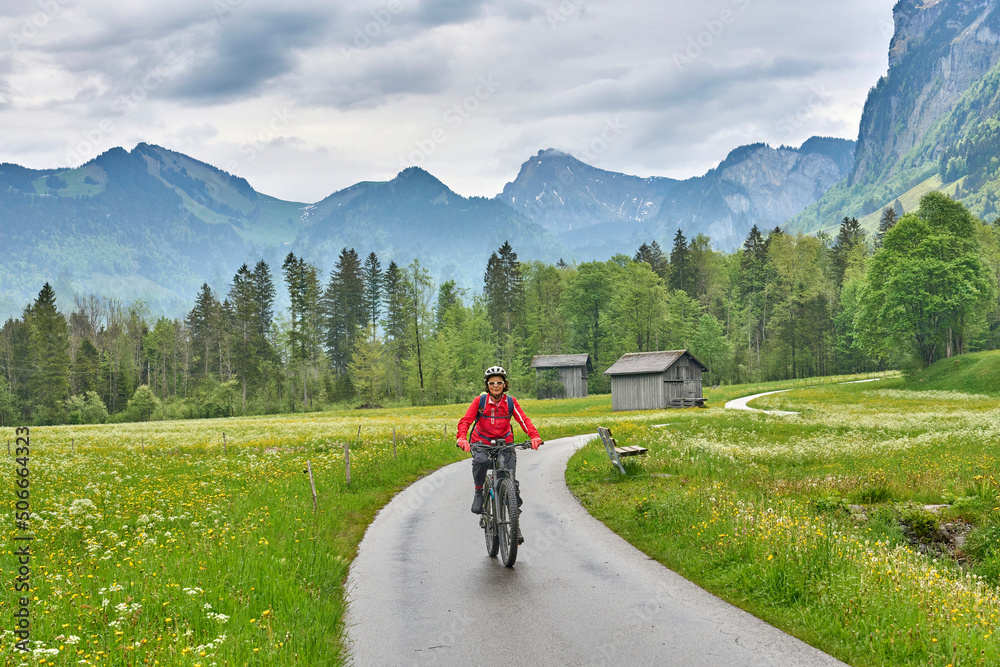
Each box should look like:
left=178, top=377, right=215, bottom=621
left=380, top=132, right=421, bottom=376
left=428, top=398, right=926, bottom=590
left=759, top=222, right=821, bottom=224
left=457, top=392, right=539, bottom=444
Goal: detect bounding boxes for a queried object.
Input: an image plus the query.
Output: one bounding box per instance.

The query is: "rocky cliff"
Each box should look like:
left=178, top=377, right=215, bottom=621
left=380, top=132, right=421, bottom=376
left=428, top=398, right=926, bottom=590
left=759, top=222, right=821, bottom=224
left=852, top=0, right=1000, bottom=184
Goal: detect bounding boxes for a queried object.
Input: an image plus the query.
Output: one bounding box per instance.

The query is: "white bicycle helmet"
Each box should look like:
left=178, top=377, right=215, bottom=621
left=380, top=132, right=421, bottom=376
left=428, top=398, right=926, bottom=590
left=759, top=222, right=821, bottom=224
left=484, top=365, right=507, bottom=381
left=484, top=366, right=508, bottom=390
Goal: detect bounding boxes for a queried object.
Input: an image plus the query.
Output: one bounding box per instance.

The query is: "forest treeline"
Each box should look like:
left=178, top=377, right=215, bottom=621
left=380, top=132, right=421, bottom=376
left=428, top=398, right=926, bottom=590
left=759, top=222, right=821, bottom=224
left=2, top=192, right=998, bottom=426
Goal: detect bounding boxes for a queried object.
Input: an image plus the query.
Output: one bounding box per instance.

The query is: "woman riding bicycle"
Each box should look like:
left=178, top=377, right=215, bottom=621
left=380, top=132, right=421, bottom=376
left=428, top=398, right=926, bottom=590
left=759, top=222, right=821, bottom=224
left=456, top=366, right=542, bottom=514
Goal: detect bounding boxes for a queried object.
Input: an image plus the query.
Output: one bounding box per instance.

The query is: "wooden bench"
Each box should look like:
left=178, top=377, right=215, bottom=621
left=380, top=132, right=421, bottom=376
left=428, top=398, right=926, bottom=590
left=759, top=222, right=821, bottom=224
left=596, top=426, right=647, bottom=474
left=666, top=397, right=707, bottom=408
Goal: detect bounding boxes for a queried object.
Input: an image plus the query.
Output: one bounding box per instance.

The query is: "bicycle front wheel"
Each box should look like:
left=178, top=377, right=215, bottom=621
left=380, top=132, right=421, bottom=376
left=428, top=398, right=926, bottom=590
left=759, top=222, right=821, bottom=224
left=497, top=478, right=519, bottom=567
left=484, top=487, right=499, bottom=557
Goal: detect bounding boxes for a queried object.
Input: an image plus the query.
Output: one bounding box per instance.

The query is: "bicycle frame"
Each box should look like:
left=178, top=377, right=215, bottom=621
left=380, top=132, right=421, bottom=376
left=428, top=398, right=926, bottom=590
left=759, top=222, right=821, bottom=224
left=471, top=440, right=530, bottom=566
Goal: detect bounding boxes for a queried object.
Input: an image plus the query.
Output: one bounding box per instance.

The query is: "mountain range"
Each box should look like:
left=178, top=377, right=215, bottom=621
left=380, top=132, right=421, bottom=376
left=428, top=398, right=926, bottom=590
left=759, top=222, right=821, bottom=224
left=0, top=136, right=853, bottom=319
left=4, top=0, right=999, bottom=319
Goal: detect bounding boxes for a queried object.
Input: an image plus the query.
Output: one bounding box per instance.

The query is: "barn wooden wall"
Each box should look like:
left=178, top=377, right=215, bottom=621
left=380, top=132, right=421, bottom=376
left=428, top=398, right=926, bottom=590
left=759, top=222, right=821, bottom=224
left=610, top=373, right=664, bottom=411
left=609, top=356, right=705, bottom=412
left=558, top=367, right=588, bottom=398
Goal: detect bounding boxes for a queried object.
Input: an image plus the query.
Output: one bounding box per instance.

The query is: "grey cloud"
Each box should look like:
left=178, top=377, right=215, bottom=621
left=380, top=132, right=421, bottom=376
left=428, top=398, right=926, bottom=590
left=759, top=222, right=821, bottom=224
left=413, top=0, right=487, bottom=27
left=308, top=54, right=453, bottom=109
left=164, top=10, right=334, bottom=103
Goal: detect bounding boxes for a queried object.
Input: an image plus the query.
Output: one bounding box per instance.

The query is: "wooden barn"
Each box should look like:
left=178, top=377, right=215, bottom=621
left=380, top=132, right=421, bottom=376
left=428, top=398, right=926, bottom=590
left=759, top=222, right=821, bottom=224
left=603, top=350, right=708, bottom=412
left=529, top=354, right=593, bottom=399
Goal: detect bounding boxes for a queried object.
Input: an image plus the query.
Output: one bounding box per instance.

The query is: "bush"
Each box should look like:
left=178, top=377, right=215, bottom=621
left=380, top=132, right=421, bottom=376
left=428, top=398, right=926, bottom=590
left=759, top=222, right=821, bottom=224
left=126, top=385, right=160, bottom=422
left=536, top=369, right=566, bottom=399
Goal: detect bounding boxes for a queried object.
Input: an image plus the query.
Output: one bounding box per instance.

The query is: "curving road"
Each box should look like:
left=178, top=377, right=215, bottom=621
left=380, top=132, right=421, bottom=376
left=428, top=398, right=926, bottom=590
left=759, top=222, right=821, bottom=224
left=345, top=435, right=846, bottom=666
left=724, top=389, right=798, bottom=415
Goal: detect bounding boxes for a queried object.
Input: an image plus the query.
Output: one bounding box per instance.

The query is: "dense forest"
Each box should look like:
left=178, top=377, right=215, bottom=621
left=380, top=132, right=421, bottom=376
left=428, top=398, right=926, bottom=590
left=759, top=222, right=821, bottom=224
left=2, top=192, right=998, bottom=426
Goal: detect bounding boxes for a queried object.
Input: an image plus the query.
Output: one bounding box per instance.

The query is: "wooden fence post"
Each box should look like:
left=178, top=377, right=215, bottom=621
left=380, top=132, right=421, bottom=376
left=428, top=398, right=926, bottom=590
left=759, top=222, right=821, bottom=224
left=344, top=443, right=352, bottom=486
left=306, top=461, right=318, bottom=512
left=392, top=427, right=397, bottom=459
left=223, top=432, right=227, bottom=454
left=141, top=438, right=144, bottom=453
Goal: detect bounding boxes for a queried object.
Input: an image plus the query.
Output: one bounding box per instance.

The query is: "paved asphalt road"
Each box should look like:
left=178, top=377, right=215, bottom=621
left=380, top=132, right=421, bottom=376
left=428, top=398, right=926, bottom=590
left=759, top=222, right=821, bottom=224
left=724, top=390, right=799, bottom=415
left=345, top=434, right=847, bottom=666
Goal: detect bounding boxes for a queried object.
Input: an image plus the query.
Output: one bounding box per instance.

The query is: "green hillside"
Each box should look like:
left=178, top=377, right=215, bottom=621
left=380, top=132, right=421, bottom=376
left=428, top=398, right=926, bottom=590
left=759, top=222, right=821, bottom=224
left=902, top=349, right=1000, bottom=396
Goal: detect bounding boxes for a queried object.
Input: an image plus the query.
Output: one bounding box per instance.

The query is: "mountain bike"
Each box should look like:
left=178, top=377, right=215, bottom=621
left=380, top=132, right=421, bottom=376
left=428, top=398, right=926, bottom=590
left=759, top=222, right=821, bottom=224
left=471, top=441, right=532, bottom=567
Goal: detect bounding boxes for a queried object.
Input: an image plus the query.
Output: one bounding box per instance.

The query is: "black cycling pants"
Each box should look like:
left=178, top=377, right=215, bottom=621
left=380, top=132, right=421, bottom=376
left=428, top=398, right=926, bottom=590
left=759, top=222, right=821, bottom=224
left=472, top=446, right=519, bottom=499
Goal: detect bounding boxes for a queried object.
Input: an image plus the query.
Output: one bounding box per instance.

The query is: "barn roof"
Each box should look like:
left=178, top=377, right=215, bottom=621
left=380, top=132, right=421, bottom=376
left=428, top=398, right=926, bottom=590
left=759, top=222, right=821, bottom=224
left=530, top=354, right=592, bottom=370
left=603, top=350, right=708, bottom=375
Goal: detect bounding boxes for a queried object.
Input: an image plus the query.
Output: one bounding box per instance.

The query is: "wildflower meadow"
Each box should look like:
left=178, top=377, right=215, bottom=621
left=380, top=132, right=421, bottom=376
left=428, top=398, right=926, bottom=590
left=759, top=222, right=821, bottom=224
left=0, top=409, right=476, bottom=666
left=3, top=377, right=998, bottom=666
left=568, top=377, right=1000, bottom=666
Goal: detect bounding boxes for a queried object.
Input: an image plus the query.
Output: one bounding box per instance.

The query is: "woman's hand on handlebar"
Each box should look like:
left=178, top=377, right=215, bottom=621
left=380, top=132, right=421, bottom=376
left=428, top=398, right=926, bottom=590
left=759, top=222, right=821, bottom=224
left=456, top=438, right=470, bottom=452
left=531, top=437, right=543, bottom=450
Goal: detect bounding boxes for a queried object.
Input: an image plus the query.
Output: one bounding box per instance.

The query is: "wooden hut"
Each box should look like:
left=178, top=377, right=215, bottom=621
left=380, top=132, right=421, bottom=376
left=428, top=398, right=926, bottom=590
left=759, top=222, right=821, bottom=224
left=603, top=350, right=708, bottom=412
left=529, top=354, right=593, bottom=399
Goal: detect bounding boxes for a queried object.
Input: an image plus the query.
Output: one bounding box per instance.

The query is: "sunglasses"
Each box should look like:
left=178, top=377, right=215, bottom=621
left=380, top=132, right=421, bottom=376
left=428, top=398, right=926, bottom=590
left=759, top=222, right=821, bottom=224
left=487, top=381, right=505, bottom=386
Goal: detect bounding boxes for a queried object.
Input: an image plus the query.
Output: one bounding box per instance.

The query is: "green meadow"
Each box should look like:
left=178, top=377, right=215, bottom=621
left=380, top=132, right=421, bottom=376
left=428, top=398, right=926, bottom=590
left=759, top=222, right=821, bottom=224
left=0, top=397, right=651, bottom=665
left=2, top=367, right=997, bottom=666
left=567, top=374, right=999, bottom=666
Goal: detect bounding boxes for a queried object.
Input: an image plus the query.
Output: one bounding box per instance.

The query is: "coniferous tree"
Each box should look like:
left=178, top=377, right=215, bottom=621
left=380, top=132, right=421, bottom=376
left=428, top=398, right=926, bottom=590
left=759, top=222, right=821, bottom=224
left=282, top=252, right=322, bottom=406
left=363, top=252, right=383, bottom=329
left=228, top=264, right=258, bottom=414
left=875, top=206, right=898, bottom=248
left=186, top=283, right=223, bottom=381
left=324, top=248, right=365, bottom=374
left=633, top=240, right=668, bottom=280
left=830, top=216, right=867, bottom=288
left=738, top=225, right=770, bottom=375
left=483, top=241, right=525, bottom=358
left=27, top=283, right=71, bottom=422
left=251, top=260, right=276, bottom=344
left=669, top=229, right=692, bottom=295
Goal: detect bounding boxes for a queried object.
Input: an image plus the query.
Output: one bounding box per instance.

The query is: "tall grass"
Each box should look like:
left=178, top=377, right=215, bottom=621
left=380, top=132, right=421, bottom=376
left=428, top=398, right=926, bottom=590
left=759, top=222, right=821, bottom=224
left=567, top=378, right=1000, bottom=666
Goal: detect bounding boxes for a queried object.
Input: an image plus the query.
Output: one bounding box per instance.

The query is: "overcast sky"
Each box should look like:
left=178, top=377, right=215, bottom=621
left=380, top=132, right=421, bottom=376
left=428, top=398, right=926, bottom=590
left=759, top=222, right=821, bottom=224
left=1, top=0, right=895, bottom=203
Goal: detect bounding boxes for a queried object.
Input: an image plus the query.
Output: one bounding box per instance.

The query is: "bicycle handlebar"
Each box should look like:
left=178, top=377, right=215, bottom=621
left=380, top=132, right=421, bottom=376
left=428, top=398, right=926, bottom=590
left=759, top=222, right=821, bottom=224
left=469, top=440, right=536, bottom=454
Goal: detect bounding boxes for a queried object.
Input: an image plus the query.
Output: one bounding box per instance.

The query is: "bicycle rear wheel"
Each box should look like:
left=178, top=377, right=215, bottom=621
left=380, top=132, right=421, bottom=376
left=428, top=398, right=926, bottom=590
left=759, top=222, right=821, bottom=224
left=497, top=478, right=519, bottom=567
left=483, top=486, right=499, bottom=557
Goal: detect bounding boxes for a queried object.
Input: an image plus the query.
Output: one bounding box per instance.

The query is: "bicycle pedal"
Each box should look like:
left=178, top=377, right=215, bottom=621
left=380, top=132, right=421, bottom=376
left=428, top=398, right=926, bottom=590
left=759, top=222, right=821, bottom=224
left=517, top=533, right=524, bottom=545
